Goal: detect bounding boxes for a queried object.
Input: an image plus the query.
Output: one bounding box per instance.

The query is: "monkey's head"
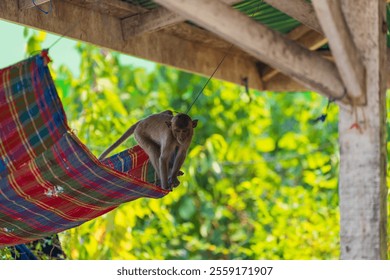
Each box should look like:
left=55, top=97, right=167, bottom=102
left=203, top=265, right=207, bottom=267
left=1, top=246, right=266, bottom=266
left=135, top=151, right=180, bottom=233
left=166, top=113, right=198, bottom=145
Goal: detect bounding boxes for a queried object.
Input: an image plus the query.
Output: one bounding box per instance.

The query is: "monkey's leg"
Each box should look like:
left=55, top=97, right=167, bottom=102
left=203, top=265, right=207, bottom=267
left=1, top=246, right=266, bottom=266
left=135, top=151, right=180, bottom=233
left=159, top=151, right=172, bottom=190
left=137, top=137, right=161, bottom=180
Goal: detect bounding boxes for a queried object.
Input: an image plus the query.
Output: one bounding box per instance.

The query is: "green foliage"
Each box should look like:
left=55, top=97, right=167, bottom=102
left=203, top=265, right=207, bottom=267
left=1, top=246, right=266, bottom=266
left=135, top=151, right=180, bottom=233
left=23, top=28, right=47, bottom=56
left=0, top=247, right=13, bottom=260
left=1, top=29, right=389, bottom=260
left=56, top=42, right=341, bottom=260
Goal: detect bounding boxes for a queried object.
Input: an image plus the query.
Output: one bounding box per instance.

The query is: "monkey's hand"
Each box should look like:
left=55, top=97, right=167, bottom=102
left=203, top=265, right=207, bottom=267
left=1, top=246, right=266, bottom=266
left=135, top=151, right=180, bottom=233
left=168, top=176, right=180, bottom=189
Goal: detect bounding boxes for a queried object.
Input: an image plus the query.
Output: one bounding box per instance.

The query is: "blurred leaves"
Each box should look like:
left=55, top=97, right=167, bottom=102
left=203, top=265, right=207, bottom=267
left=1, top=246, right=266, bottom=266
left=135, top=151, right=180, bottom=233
left=55, top=42, right=342, bottom=260
left=2, top=29, right=390, bottom=260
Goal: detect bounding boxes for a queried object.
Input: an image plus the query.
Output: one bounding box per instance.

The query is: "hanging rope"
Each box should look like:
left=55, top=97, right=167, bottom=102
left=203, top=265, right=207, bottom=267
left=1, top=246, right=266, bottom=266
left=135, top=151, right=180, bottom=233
left=186, top=45, right=233, bottom=114
left=47, top=21, right=80, bottom=49
left=186, top=0, right=264, bottom=114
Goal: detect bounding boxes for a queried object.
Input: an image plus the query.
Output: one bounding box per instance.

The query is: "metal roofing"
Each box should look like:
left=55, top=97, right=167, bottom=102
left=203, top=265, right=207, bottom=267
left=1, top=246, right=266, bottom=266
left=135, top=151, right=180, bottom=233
left=124, top=0, right=301, bottom=33
left=123, top=0, right=390, bottom=46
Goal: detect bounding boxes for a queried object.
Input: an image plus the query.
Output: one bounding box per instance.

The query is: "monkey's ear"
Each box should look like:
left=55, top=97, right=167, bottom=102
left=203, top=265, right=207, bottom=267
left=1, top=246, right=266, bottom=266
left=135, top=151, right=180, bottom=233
left=192, top=120, right=198, bottom=128
left=165, top=121, right=172, bottom=128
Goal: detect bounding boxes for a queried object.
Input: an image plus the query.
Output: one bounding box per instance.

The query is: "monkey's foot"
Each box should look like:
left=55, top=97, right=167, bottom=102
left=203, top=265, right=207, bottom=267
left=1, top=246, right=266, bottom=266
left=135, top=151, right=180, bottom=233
left=168, top=176, right=180, bottom=188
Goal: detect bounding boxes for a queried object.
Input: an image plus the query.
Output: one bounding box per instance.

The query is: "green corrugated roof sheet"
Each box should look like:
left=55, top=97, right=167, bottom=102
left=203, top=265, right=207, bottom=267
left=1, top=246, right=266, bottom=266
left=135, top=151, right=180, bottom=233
left=123, top=0, right=390, bottom=46
left=233, top=1, right=301, bottom=33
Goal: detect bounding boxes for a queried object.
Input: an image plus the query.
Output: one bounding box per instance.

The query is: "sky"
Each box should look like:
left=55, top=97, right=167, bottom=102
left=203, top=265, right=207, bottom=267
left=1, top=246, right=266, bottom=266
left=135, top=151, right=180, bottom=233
left=0, top=19, right=156, bottom=75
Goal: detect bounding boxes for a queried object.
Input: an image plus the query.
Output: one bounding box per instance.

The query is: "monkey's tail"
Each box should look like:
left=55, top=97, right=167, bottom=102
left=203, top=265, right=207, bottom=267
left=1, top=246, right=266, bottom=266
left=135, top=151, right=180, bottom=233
left=98, top=121, right=140, bottom=160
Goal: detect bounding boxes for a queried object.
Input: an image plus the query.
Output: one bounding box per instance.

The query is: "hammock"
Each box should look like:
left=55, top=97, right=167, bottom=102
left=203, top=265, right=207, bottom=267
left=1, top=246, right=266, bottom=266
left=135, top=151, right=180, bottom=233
left=0, top=51, right=169, bottom=246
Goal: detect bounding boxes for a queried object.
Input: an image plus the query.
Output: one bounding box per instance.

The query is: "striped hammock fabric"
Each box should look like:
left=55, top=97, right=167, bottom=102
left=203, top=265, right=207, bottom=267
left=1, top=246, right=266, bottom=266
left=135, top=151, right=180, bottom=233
left=0, top=51, right=168, bottom=246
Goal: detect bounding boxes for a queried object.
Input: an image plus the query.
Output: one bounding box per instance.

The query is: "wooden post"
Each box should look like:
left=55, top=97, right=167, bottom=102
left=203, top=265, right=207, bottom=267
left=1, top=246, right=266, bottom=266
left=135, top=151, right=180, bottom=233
left=338, top=0, right=387, bottom=259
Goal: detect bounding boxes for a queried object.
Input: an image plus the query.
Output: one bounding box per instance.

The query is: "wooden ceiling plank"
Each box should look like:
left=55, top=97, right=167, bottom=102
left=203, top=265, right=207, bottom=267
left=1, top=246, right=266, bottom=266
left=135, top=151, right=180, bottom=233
left=263, top=0, right=323, bottom=34
left=262, top=25, right=327, bottom=82
left=96, top=0, right=146, bottom=14
left=265, top=73, right=308, bottom=92
left=18, top=0, right=49, bottom=9
left=65, top=0, right=146, bottom=18
left=122, top=0, right=241, bottom=38
left=313, top=0, right=366, bottom=104
left=122, top=7, right=182, bottom=38
left=154, top=0, right=346, bottom=101
left=284, top=24, right=312, bottom=41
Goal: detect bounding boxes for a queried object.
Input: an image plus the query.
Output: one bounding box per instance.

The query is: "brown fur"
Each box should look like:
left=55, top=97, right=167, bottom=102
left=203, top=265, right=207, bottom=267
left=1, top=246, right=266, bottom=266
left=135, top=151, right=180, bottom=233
left=99, top=110, right=198, bottom=190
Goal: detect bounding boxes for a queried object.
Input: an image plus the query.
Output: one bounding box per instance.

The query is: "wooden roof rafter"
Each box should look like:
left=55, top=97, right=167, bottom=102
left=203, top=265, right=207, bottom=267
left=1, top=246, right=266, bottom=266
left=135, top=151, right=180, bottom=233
left=261, top=25, right=327, bottom=82
left=121, top=0, right=241, bottom=38
left=313, top=0, right=366, bottom=104
left=257, top=0, right=390, bottom=91
left=153, top=0, right=347, bottom=102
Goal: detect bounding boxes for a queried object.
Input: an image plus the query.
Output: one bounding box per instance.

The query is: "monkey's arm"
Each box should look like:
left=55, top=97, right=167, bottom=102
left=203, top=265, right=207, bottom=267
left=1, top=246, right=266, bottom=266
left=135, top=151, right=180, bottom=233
left=98, top=121, right=139, bottom=160
left=169, top=148, right=188, bottom=183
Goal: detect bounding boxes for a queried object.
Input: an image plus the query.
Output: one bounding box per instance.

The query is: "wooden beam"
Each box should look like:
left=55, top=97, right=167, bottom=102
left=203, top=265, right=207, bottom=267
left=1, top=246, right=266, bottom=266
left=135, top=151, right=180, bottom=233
left=18, top=0, right=49, bottom=9
left=264, top=73, right=307, bottom=92
left=122, top=0, right=241, bottom=38
left=0, top=0, right=264, bottom=91
left=154, top=0, right=346, bottom=101
left=65, top=0, right=145, bottom=18
left=338, top=0, right=387, bottom=259
left=263, top=25, right=327, bottom=82
left=263, top=0, right=323, bottom=34
left=122, top=7, right=182, bottom=38
left=313, top=0, right=366, bottom=104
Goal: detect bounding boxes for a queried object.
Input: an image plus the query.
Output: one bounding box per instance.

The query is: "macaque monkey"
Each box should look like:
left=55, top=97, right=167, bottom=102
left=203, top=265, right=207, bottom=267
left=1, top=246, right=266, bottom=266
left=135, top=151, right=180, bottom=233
left=99, top=110, right=198, bottom=190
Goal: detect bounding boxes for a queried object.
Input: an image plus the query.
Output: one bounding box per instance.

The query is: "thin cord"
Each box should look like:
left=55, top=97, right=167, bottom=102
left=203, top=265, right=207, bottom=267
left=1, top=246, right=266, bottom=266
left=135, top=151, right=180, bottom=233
left=186, top=0, right=263, bottom=114
left=47, top=21, right=80, bottom=50
left=186, top=45, right=234, bottom=114
left=32, top=0, right=53, bottom=15
left=29, top=21, right=79, bottom=55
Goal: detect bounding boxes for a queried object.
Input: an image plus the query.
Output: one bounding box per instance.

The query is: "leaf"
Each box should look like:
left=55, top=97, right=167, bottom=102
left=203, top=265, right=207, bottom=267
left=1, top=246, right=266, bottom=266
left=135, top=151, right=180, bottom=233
left=178, top=197, right=196, bottom=221
left=256, top=137, right=276, bottom=152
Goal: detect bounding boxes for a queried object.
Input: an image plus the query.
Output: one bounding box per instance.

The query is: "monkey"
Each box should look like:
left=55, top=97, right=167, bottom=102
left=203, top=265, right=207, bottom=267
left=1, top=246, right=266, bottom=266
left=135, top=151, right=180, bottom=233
left=99, top=110, right=198, bottom=190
